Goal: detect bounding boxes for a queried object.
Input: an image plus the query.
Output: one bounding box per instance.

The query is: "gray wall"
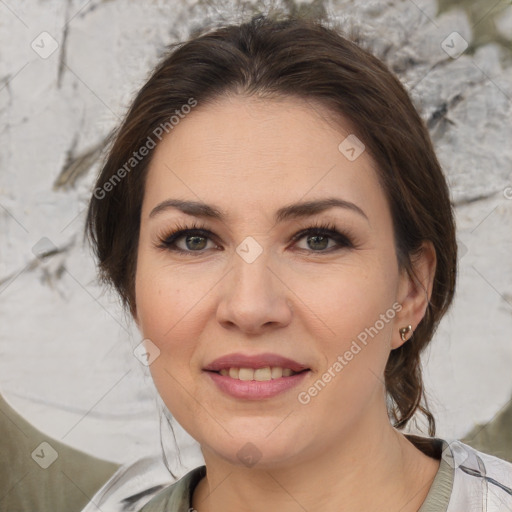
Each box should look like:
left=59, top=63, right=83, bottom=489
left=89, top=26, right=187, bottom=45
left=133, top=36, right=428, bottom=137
left=1, top=0, right=511, bottom=465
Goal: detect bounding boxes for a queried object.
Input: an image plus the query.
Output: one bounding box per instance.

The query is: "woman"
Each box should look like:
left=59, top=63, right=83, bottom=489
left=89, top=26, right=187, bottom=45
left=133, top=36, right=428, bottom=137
left=86, top=13, right=512, bottom=512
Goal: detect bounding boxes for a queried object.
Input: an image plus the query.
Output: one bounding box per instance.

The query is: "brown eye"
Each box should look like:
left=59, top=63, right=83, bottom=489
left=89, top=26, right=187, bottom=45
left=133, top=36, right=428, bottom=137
left=291, top=224, right=354, bottom=253
left=158, top=225, right=220, bottom=254
left=162, top=230, right=216, bottom=252
left=303, top=234, right=332, bottom=251
left=180, top=234, right=208, bottom=251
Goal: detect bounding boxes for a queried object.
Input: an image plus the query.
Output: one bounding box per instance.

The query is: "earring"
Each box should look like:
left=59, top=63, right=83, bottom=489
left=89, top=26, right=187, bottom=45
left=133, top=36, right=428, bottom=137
left=399, top=325, right=413, bottom=342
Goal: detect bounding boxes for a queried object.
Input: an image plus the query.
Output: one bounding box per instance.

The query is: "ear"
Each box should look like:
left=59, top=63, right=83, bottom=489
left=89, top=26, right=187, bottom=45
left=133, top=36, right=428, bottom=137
left=392, top=241, right=437, bottom=349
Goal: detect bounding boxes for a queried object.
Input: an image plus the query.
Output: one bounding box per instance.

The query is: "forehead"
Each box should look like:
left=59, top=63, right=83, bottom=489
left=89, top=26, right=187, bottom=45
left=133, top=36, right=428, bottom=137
left=142, top=94, right=388, bottom=223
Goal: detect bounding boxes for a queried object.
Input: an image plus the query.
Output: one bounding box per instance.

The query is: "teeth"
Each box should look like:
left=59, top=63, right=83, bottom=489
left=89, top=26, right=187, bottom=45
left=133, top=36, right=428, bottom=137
left=239, top=368, right=254, bottom=381
left=217, top=366, right=300, bottom=381
left=271, top=367, right=283, bottom=379
left=254, top=367, right=272, bottom=381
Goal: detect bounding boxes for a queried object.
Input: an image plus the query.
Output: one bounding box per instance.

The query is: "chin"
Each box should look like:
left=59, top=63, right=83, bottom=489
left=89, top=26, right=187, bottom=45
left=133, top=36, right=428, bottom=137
left=199, top=425, right=309, bottom=470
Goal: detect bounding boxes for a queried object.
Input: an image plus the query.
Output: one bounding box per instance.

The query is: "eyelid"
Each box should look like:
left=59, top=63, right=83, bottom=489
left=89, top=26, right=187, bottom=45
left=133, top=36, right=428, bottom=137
left=289, top=222, right=355, bottom=251
left=155, top=220, right=356, bottom=254
left=290, top=222, right=352, bottom=242
left=154, top=221, right=213, bottom=250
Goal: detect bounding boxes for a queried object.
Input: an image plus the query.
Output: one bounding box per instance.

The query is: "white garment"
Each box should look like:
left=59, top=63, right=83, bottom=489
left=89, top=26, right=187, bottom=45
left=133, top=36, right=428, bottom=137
left=81, top=439, right=512, bottom=512
left=444, top=440, right=512, bottom=511
left=79, top=455, right=175, bottom=511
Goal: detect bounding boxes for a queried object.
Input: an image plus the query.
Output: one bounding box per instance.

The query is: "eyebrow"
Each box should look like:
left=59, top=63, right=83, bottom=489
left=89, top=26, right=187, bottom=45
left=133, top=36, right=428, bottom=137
left=149, top=197, right=368, bottom=223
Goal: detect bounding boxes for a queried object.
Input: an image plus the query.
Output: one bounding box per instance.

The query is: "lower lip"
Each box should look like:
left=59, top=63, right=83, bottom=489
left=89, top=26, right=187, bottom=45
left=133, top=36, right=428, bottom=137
left=205, top=371, right=310, bottom=400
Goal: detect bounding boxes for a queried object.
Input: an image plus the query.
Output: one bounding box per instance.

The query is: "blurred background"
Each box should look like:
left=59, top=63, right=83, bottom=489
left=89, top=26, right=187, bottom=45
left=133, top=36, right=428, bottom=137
left=1, top=0, right=511, bottom=472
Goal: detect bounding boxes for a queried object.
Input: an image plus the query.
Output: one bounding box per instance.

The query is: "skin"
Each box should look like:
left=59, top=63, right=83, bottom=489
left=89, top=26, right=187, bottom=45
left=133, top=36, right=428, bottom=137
left=134, top=94, right=439, bottom=512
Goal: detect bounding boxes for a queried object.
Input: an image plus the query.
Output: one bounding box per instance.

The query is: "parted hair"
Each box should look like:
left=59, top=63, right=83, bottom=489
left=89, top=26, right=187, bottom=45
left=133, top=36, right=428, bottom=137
left=86, top=13, right=457, bottom=436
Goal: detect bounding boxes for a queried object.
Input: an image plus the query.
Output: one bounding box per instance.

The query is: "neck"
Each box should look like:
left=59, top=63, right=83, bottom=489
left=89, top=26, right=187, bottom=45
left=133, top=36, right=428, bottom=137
left=192, top=407, right=439, bottom=512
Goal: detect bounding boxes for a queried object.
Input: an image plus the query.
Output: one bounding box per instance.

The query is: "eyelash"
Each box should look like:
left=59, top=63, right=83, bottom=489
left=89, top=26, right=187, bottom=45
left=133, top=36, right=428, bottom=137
left=156, top=220, right=355, bottom=255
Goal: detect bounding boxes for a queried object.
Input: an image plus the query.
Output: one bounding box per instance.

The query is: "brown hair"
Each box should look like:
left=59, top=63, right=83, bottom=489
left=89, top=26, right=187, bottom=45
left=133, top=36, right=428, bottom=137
left=86, top=13, right=457, bottom=436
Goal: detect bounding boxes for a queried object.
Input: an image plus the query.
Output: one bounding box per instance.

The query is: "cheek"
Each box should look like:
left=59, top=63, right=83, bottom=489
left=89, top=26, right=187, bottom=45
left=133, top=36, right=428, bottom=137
left=134, top=259, right=210, bottom=426
left=293, top=257, right=397, bottom=337
left=301, top=261, right=398, bottom=397
left=337, top=273, right=396, bottom=338
left=135, top=253, right=210, bottom=342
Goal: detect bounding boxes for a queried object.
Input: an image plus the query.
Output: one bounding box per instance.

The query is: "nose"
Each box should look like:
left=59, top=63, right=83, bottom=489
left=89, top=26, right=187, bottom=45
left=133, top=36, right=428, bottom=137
left=216, top=246, right=293, bottom=335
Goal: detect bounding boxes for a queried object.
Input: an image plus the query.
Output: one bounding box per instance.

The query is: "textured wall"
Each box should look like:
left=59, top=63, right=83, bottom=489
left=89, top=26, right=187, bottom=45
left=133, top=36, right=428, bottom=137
left=1, top=0, right=511, bottom=466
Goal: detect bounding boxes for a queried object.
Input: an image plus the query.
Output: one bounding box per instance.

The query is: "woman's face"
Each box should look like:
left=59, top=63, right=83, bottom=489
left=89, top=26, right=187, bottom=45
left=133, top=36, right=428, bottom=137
left=135, top=94, right=415, bottom=468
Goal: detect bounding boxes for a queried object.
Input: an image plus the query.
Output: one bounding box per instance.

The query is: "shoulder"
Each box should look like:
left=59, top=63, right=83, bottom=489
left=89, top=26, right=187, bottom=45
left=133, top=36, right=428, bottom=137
left=137, top=465, right=206, bottom=512
left=443, top=439, right=512, bottom=511
left=81, top=456, right=205, bottom=512
left=80, top=455, right=175, bottom=511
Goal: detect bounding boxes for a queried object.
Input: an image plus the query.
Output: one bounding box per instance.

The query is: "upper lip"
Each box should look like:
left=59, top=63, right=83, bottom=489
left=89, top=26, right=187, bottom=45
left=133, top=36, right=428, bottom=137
left=203, top=352, right=309, bottom=372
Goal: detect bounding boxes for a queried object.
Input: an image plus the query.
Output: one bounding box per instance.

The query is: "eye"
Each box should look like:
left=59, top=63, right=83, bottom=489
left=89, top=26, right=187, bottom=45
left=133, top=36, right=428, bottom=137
left=156, top=222, right=220, bottom=254
left=156, top=221, right=354, bottom=255
left=290, top=222, right=354, bottom=253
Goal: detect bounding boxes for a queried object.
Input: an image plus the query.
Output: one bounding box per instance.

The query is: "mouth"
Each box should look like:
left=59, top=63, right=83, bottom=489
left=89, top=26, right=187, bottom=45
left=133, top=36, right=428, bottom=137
left=202, top=353, right=311, bottom=400
left=206, top=366, right=309, bottom=381
left=203, top=352, right=309, bottom=373
left=204, top=367, right=310, bottom=400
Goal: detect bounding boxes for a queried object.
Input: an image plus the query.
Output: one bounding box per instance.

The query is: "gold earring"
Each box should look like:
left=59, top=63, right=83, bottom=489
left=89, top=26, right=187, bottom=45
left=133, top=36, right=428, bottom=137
left=399, top=325, right=412, bottom=342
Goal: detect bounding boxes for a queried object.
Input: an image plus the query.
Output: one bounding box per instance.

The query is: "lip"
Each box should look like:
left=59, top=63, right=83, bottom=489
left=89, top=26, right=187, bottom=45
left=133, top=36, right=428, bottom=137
left=203, top=352, right=311, bottom=400
left=203, top=352, right=309, bottom=372
left=205, top=370, right=310, bottom=400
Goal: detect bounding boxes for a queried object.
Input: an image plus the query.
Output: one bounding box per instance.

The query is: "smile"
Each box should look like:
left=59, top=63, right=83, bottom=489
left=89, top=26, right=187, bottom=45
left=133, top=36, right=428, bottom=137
left=203, top=352, right=311, bottom=399
left=217, top=367, right=301, bottom=380
left=204, top=368, right=310, bottom=400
